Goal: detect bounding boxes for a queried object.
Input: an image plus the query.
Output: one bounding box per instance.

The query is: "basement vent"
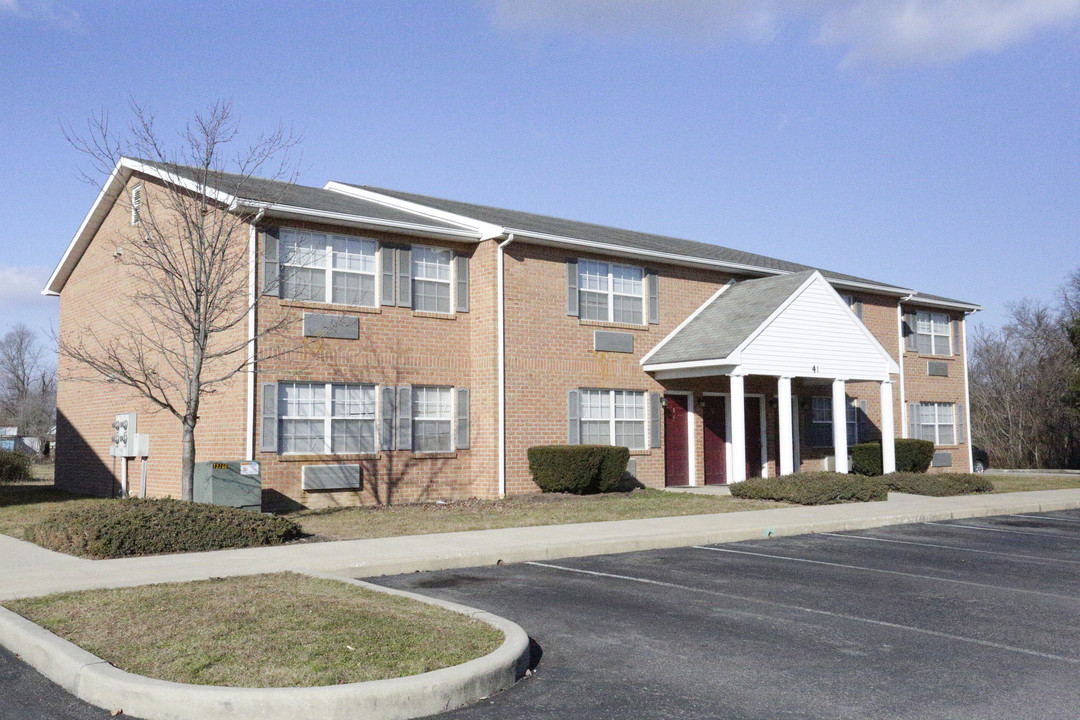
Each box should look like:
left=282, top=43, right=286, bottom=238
left=931, top=451, right=953, bottom=468
left=302, top=464, right=362, bottom=491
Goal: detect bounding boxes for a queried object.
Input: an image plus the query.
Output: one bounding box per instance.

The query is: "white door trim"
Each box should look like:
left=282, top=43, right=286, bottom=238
left=664, top=391, right=696, bottom=486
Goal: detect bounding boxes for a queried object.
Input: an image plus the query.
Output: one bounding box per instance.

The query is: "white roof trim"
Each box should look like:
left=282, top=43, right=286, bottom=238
left=904, top=295, right=983, bottom=312
left=640, top=280, right=734, bottom=366
left=642, top=357, right=739, bottom=372
left=245, top=202, right=482, bottom=241
left=324, top=183, right=504, bottom=240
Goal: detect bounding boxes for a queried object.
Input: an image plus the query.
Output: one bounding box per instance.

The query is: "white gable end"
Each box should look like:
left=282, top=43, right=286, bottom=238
left=737, top=276, right=897, bottom=381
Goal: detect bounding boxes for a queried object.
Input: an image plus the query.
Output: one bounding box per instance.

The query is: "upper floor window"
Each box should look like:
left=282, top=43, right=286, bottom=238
left=279, top=382, right=376, bottom=454
left=579, top=388, right=647, bottom=450
left=579, top=261, right=645, bottom=325
left=809, top=396, right=857, bottom=448
left=279, top=229, right=377, bottom=307
left=412, top=246, right=453, bottom=313
left=916, top=402, right=955, bottom=446
left=916, top=311, right=951, bottom=355
left=840, top=294, right=863, bottom=321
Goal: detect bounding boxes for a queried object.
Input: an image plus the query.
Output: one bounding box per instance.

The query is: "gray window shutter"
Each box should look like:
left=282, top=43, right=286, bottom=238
left=380, top=246, right=396, bottom=306
left=380, top=385, right=396, bottom=451
left=455, top=254, right=469, bottom=313
left=396, top=386, right=412, bottom=450
left=650, top=392, right=662, bottom=448
left=904, top=312, right=918, bottom=352
left=956, top=403, right=965, bottom=445
left=262, top=227, right=280, bottom=297
left=566, top=259, right=579, bottom=317
left=857, top=399, right=870, bottom=442
left=259, top=382, right=278, bottom=453
left=908, top=402, right=921, bottom=440
left=396, top=247, right=412, bottom=308
left=567, top=389, right=580, bottom=444
left=953, top=318, right=961, bottom=356
left=456, top=387, right=470, bottom=449
left=853, top=300, right=864, bottom=321
left=647, top=270, right=659, bottom=324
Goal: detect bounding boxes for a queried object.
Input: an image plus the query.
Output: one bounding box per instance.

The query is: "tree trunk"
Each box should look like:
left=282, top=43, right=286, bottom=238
left=181, top=416, right=196, bottom=501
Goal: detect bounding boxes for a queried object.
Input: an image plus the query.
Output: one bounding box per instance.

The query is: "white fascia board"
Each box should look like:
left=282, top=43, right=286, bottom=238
left=639, top=280, right=734, bottom=366
left=642, top=356, right=739, bottom=373
left=827, top=278, right=912, bottom=297
left=903, top=295, right=983, bottom=313
left=730, top=271, right=901, bottom=375
left=43, top=160, right=131, bottom=295
left=652, top=364, right=740, bottom=381
left=323, top=183, right=504, bottom=239
left=247, top=202, right=482, bottom=241
left=122, top=158, right=238, bottom=206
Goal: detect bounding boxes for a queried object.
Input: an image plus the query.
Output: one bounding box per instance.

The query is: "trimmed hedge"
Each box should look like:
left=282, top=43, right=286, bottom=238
left=526, top=445, right=630, bottom=494
left=895, top=439, right=935, bottom=473
left=729, top=473, right=887, bottom=505
left=885, top=472, right=993, bottom=497
left=0, top=450, right=32, bottom=483
left=851, top=442, right=883, bottom=476
left=25, top=498, right=303, bottom=559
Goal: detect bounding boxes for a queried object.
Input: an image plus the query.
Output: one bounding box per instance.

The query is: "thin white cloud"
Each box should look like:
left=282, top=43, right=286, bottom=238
left=0, top=0, right=83, bottom=31
left=0, top=265, right=53, bottom=310
left=483, top=0, right=1080, bottom=65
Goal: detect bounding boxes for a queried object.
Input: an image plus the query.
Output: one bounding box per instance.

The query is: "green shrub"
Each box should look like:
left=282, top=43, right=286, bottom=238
left=851, top=442, right=883, bottom=476
left=729, top=473, right=887, bottom=505
left=25, top=498, right=303, bottom=559
left=0, top=450, right=32, bottom=483
left=885, top=472, right=993, bottom=496
left=895, top=439, right=935, bottom=473
left=526, top=445, right=630, bottom=494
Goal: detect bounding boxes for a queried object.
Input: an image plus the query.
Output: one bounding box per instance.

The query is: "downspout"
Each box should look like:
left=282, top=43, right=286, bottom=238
left=897, top=295, right=913, bottom=437
left=245, top=210, right=265, bottom=460
left=497, top=232, right=515, bottom=498
left=962, top=313, right=974, bottom=471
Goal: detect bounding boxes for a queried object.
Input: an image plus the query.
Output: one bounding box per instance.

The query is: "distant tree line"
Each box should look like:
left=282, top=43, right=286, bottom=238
left=0, top=323, right=56, bottom=449
left=969, top=268, right=1080, bottom=469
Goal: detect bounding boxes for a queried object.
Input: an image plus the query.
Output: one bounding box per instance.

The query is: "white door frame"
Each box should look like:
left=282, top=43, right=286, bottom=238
left=703, top=391, right=768, bottom=481
left=663, top=391, right=696, bottom=486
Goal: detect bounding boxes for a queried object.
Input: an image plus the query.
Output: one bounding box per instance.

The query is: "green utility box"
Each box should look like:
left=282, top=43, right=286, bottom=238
left=193, top=461, right=262, bottom=511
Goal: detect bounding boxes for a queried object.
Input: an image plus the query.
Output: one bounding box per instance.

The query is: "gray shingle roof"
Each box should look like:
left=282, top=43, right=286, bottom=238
left=139, top=161, right=466, bottom=231
left=645, top=271, right=816, bottom=365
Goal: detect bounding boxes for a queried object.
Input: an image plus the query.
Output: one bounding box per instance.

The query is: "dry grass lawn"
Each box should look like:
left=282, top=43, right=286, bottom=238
left=0, top=485, right=109, bottom=540
left=5, top=573, right=503, bottom=687
left=989, top=474, right=1080, bottom=493
left=292, top=489, right=787, bottom=541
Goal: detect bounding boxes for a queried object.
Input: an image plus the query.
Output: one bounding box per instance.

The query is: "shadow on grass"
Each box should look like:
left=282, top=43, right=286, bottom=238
left=0, top=484, right=94, bottom=509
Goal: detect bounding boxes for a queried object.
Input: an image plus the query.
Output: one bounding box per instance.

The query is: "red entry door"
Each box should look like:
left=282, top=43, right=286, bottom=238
left=745, top=396, right=763, bottom=478
left=703, top=397, right=727, bottom=485
left=664, top=394, right=689, bottom=486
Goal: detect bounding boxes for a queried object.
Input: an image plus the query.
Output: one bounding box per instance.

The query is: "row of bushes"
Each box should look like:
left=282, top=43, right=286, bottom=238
left=852, top=439, right=936, bottom=476
left=25, top=498, right=304, bottom=559
left=0, top=450, right=32, bottom=483
left=884, top=472, right=993, bottom=496
left=526, top=445, right=630, bottom=494
left=730, top=473, right=888, bottom=505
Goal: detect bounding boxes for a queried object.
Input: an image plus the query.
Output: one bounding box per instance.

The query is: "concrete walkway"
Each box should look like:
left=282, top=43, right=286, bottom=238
left=3, top=488, right=1080, bottom=602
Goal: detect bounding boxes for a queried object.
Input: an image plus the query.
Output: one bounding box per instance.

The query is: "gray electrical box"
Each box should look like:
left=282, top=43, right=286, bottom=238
left=193, top=461, right=262, bottom=511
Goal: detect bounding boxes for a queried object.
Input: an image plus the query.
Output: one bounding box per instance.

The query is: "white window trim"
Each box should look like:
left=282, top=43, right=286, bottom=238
left=280, top=381, right=377, bottom=455
left=279, top=228, right=379, bottom=308
left=917, top=401, right=957, bottom=446
left=810, top=396, right=858, bottom=448
left=411, top=244, right=454, bottom=314
left=916, top=311, right=952, bottom=356
left=579, top=260, right=648, bottom=325
left=580, top=388, right=648, bottom=450
left=412, top=385, right=455, bottom=452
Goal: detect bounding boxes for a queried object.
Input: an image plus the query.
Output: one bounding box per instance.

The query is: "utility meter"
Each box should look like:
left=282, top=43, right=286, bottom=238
left=110, top=413, right=138, bottom=457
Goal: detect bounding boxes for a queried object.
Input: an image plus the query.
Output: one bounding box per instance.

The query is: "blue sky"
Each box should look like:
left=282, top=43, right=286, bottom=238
left=1, top=1, right=1078, bottom=339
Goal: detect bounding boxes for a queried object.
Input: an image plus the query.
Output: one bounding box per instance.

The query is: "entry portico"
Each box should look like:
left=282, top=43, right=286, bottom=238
left=642, top=270, right=901, bottom=483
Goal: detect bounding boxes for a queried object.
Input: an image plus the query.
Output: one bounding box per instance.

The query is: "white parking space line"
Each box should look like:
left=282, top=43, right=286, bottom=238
left=524, top=561, right=1080, bottom=665
left=818, top=532, right=1080, bottom=566
left=692, top=546, right=1078, bottom=601
left=925, top=521, right=1075, bottom=538
left=1009, top=514, right=1080, bottom=524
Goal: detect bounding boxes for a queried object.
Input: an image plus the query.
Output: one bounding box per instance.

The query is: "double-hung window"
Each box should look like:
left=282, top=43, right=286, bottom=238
left=579, top=389, right=647, bottom=450
left=279, top=382, right=376, bottom=454
left=578, top=261, right=645, bottom=324
left=412, top=386, right=453, bottom=452
left=916, top=311, right=952, bottom=355
left=809, top=397, right=857, bottom=447
left=917, top=402, right=955, bottom=445
left=279, top=229, right=377, bottom=306
left=412, top=246, right=453, bottom=313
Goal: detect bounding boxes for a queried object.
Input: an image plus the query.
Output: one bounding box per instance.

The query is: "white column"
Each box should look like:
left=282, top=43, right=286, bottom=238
left=777, top=377, right=793, bottom=476
left=880, top=380, right=896, bottom=474
left=832, top=378, right=849, bottom=473
left=730, top=374, right=746, bottom=483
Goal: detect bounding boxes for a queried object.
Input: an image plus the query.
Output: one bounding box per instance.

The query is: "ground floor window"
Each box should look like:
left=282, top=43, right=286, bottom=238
left=279, top=382, right=376, bottom=454
left=580, top=389, right=646, bottom=449
left=915, top=402, right=956, bottom=445
left=809, top=396, right=857, bottom=448
left=412, top=385, right=453, bottom=452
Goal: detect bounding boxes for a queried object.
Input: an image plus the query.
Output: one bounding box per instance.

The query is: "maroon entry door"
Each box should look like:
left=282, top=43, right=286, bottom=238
left=703, top=396, right=727, bottom=485
left=745, top=396, right=763, bottom=479
left=664, top=394, right=689, bottom=486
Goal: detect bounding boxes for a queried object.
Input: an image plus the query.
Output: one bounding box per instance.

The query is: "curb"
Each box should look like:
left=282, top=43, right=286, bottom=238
left=0, top=574, right=530, bottom=720
left=328, top=492, right=1080, bottom=579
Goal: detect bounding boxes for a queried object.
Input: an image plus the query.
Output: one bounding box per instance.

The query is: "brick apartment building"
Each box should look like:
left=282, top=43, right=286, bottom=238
left=44, top=159, right=980, bottom=508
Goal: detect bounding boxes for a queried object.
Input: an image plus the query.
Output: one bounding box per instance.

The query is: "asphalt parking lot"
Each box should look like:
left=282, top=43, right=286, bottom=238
left=2, top=510, right=1078, bottom=719
left=376, top=510, right=1080, bottom=720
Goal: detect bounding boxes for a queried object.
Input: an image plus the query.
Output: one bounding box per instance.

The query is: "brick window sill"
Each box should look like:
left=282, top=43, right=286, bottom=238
left=279, top=299, right=381, bottom=315
left=579, top=319, right=651, bottom=332
left=412, top=451, right=459, bottom=459
left=412, top=310, right=457, bottom=321
left=278, top=453, right=379, bottom=462
left=629, top=449, right=651, bottom=456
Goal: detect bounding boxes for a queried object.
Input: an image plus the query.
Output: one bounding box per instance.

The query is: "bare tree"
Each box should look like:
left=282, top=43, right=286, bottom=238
left=59, top=101, right=300, bottom=500
left=0, top=323, right=56, bottom=442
